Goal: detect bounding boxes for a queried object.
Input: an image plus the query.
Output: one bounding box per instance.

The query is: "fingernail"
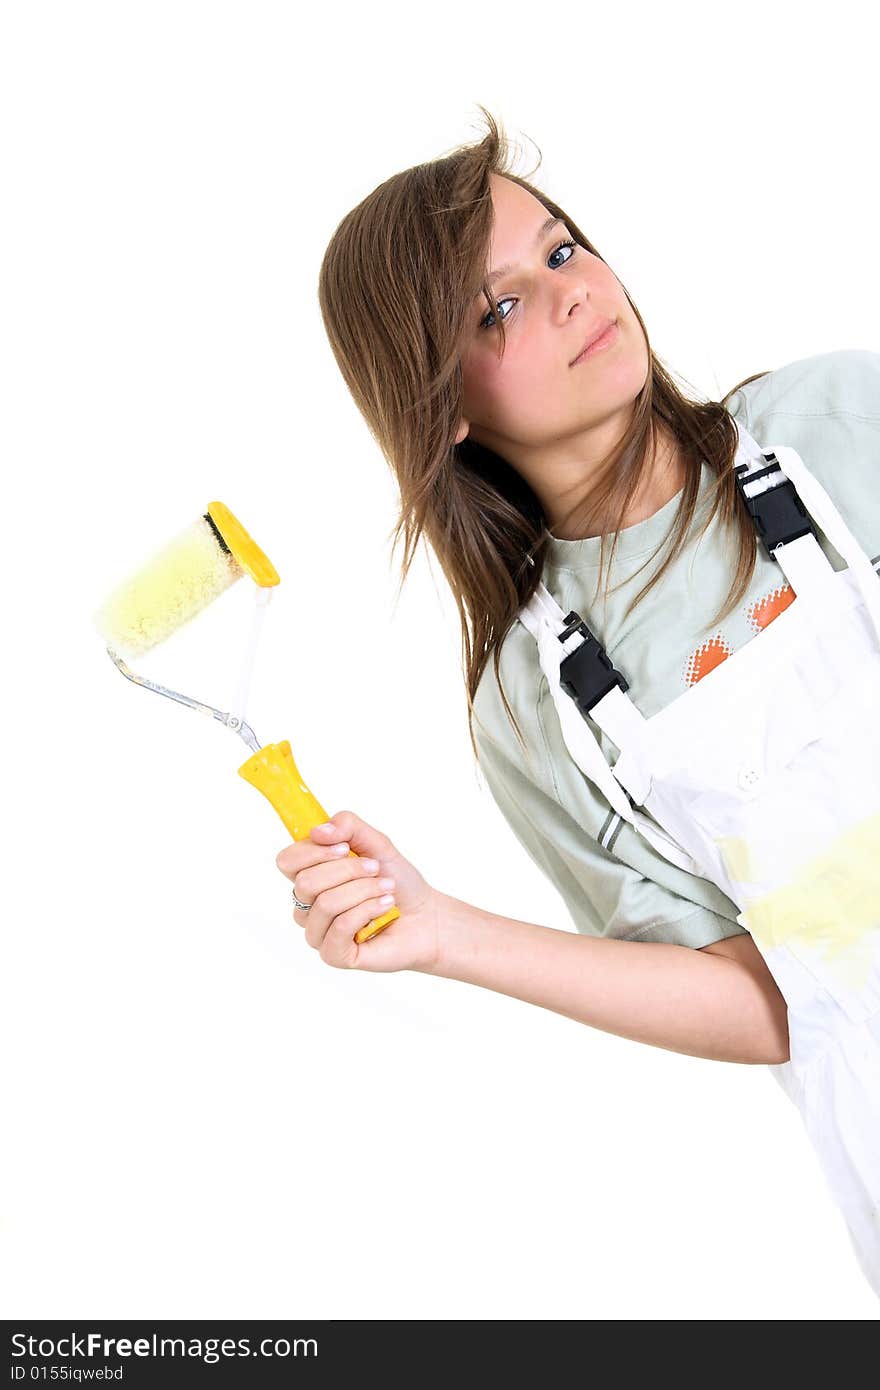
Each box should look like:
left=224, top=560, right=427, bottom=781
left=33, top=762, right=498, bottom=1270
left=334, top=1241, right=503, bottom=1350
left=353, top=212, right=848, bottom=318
left=316, top=822, right=335, bottom=832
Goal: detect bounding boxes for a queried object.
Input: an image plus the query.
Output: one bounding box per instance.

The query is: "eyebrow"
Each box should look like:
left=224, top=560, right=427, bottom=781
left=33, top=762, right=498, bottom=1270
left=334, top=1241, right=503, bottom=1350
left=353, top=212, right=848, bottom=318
left=482, top=215, right=567, bottom=290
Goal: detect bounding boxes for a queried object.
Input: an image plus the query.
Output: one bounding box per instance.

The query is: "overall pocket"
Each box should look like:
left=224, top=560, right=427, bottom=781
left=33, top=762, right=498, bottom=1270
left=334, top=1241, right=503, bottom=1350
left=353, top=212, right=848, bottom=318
left=683, top=637, right=830, bottom=836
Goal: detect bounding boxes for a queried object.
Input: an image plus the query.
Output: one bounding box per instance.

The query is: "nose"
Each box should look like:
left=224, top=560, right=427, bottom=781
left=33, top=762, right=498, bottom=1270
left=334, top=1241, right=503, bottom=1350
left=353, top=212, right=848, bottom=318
left=558, top=273, right=590, bottom=322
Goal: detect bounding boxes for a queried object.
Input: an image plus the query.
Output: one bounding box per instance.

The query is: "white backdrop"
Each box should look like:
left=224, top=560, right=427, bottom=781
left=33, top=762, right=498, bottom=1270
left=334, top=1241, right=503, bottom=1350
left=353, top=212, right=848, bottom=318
left=2, top=0, right=878, bottom=1321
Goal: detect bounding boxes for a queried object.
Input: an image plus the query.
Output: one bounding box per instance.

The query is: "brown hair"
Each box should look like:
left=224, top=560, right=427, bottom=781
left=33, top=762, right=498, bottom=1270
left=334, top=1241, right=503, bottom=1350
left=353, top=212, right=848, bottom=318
left=317, top=107, right=770, bottom=764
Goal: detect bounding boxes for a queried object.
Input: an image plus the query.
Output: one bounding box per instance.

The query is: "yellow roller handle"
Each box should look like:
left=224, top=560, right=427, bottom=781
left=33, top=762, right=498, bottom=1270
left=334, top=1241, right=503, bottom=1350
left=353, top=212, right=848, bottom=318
left=237, top=740, right=400, bottom=945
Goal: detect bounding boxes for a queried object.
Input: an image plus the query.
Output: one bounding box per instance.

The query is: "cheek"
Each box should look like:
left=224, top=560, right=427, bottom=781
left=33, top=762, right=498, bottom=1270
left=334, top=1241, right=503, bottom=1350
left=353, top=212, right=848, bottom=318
left=466, top=336, right=551, bottom=402
left=619, top=314, right=651, bottom=386
left=461, top=346, right=523, bottom=417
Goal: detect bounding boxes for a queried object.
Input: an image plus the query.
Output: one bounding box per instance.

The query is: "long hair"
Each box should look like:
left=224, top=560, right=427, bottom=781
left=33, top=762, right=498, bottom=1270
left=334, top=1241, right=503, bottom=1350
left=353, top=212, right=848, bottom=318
left=317, top=107, right=769, bottom=763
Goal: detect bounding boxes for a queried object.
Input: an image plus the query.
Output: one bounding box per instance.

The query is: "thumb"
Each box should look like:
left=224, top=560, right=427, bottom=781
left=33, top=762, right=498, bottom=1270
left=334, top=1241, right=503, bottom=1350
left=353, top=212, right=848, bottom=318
left=310, top=809, right=396, bottom=863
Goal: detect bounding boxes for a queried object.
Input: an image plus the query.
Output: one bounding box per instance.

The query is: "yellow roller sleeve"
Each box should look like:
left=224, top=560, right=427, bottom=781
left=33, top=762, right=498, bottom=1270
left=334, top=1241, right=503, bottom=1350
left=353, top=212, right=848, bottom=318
left=237, top=740, right=400, bottom=944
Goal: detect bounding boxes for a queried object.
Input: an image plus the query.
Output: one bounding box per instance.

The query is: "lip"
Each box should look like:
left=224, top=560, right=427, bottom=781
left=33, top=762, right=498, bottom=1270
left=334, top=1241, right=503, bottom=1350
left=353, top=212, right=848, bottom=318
left=570, top=319, right=618, bottom=366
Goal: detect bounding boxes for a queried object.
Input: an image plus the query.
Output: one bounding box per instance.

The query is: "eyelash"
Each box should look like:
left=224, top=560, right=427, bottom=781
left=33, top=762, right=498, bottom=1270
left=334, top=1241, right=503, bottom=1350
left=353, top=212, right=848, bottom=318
left=479, top=239, right=578, bottom=330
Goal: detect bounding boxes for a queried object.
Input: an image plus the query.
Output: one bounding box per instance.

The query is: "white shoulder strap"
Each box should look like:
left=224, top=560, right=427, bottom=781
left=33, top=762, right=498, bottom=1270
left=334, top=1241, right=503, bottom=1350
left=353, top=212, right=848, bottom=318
left=735, top=422, right=880, bottom=636
left=518, top=586, right=703, bottom=874
left=769, top=443, right=880, bottom=642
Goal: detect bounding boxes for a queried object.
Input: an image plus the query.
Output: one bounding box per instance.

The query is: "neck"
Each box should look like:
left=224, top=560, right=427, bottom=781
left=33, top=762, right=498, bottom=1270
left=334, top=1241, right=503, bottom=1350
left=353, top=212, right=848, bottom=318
left=549, top=426, right=685, bottom=541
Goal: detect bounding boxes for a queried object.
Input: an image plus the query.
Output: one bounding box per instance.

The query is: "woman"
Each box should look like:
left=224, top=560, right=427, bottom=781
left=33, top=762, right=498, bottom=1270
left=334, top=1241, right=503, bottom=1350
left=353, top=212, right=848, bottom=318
left=276, top=108, right=880, bottom=1297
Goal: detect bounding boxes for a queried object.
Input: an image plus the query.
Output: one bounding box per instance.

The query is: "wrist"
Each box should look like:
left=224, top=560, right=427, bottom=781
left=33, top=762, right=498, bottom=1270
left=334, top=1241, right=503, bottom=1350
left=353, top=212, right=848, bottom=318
left=421, top=890, right=473, bottom=977
left=422, top=890, right=518, bottom=979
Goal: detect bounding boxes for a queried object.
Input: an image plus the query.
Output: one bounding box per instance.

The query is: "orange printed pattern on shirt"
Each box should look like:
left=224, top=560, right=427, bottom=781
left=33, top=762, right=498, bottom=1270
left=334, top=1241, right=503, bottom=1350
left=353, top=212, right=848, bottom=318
left=746, top=581, right=795, bottom=633
left=684, top=582, right=796, bottom=689
left=685, top=634, right=732, bottom=687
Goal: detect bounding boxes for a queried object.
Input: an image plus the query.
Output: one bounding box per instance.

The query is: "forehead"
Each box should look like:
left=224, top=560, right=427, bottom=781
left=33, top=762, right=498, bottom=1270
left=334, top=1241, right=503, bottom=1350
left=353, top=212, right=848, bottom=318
left=471, top=180, right=566, bottom=307
left=486, top=175, right=551, bottom=258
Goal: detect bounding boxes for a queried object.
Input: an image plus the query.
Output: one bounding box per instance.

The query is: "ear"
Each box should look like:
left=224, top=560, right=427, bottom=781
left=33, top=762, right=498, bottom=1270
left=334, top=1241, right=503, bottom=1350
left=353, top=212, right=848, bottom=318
left=454, top=418, right=469, bottom=446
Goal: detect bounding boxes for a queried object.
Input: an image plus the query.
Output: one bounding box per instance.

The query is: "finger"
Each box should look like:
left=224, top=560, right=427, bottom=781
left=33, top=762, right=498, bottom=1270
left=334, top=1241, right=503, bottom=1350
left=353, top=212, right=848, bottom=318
left=310, top=811, right=394, bottom=863
left=291, top=850, right=367, bottom=928
left=317, top=883, right=399, bottom=965
left=304, top=874, right=396, bottom=953
left=309, top=816, right=350, bottom=843
left=293, top=852, right=382, bottom=905
left=276, top=837, right=351, bottom=878
left=303, top=873, right=395, bottom=947
left=289, top=845, right=362, bottom=929
left=291, top=851, right=380, bottom=929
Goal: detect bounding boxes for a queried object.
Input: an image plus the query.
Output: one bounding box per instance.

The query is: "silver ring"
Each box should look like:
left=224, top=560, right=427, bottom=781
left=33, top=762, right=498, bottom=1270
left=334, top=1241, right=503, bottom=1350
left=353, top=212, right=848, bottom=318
left=292, top=884, right=312, bottom=912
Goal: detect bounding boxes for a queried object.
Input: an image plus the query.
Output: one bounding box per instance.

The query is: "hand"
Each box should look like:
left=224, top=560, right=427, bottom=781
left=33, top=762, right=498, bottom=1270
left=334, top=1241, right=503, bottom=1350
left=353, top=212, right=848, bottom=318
left=275, top=809, right=444, bottom=973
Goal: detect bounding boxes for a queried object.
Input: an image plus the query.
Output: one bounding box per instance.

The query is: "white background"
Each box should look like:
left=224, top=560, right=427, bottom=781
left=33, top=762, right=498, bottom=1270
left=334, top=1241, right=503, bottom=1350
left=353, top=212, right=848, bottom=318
left=2, top=0, right=878, bottom=1321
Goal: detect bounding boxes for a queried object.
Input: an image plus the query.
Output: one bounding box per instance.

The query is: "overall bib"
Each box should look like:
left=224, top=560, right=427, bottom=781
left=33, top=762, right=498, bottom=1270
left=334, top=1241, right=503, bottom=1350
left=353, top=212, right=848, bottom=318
left=516, top=420, right=880, bottom=1299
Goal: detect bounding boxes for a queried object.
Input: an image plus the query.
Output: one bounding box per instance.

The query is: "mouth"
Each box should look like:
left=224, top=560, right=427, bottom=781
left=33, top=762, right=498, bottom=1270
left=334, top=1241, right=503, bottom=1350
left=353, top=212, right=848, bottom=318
left=570, top=319, right=619, bottom=366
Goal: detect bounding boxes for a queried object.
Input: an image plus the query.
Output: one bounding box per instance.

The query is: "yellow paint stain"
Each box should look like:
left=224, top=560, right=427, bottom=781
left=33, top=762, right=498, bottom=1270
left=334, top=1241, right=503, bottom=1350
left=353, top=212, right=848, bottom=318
left=715, top=835, right=758, bottom=883
left=732, top=812, right=880, bottom=992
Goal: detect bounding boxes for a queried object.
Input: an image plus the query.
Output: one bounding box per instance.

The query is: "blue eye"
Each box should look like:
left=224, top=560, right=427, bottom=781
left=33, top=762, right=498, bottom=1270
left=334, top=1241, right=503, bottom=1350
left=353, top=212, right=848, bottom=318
left=479, top=239, right=578, bottom=330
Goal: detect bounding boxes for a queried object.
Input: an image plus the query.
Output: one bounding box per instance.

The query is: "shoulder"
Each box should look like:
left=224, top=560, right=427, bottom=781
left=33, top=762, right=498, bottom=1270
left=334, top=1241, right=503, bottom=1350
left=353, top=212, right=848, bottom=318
left=726, top=348, right=880, bottom=566
left=727, top=348, right=880, bottom=425
left=472, top=615, right=551, bottom=778
left=472, top=617, right=542, bottom=739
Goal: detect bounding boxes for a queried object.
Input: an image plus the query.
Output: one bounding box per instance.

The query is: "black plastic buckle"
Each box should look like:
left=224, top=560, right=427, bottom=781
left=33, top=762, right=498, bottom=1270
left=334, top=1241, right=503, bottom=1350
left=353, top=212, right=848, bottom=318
left=734, top=452, right=817, bottom=557
left=557, top=611, right=629, bottom=717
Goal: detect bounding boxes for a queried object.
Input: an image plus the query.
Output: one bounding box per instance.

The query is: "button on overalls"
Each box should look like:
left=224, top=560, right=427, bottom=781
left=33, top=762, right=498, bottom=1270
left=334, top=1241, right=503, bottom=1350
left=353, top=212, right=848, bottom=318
left=517, top=420, right=880, bottom=1299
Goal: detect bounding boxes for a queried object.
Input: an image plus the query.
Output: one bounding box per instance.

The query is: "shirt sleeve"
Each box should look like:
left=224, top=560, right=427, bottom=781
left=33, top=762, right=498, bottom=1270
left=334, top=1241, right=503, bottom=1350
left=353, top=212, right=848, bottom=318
left=732, top=347, right=880, bottom=429
left=474, top=714, right=749, bottom=951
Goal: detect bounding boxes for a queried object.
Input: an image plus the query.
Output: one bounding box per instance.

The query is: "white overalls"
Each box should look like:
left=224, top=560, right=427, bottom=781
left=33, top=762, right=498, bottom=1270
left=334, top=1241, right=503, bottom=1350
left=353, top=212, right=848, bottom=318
left=517, top=420, right=880, bottom=1299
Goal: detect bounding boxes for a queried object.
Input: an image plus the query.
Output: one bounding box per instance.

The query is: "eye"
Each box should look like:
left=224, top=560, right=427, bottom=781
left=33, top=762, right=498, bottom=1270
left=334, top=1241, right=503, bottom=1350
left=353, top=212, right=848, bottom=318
left=479, top=239, right=578, bottom=330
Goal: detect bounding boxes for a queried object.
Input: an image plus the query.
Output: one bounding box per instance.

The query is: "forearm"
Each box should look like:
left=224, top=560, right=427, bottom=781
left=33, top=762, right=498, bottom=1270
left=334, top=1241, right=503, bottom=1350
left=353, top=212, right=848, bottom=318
left=425, top=893, right=789, bottom=1065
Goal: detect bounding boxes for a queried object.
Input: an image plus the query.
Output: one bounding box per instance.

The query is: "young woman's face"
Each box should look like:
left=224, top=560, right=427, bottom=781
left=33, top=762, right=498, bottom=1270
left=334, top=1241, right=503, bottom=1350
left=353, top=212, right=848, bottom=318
left=456, top=173, right=649, bottom=455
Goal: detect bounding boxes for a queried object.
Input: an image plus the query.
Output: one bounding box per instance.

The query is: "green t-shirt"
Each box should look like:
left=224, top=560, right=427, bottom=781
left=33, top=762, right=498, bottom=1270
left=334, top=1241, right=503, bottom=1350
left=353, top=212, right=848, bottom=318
left=471, top=349, right=880, bottom=948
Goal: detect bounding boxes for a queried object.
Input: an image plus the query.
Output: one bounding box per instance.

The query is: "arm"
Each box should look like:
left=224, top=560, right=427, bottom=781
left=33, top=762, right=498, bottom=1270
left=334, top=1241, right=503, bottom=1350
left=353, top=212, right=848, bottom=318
left=425, top=893, right=791, bottom=1066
